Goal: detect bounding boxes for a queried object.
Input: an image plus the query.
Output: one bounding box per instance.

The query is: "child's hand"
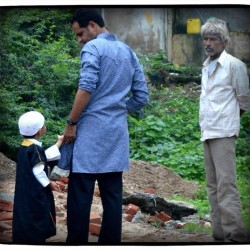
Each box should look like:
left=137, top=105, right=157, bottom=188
left=58, top=135, right=64, bottom=142
left=49, top=181, right=61, bottom=192
left=56, top=135, right=64, bottom=148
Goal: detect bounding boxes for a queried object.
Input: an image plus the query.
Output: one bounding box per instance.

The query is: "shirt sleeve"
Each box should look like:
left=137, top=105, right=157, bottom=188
left=232, top=61, right=250, bottom=111
left=78, top=46, right=99, bottom=93
left=45, top=144, right=61, bottom=161
left=125, top=54, right=149, bottom=113
left=32, top=163, right=50, bottom=187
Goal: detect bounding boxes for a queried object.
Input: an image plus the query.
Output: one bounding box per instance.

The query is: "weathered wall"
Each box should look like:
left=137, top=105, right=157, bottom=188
left=172, top=35, right=204, bottom=66
left=103, top=8, right=166, bottom=53
left=101, top=7, right=250, bottom=66
left=174, top=8, right=250, bottom=33
left=172, top=32, right=250, bottom=66
left=172, top=7, right=250, bottom=66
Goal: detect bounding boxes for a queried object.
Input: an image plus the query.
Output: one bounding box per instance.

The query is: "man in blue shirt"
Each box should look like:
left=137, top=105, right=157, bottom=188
left=63, top=8, right=149, bottom=244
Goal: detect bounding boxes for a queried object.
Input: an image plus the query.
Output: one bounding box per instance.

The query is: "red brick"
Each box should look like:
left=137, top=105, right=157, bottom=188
left=174, top=222, right=186, bottom=229
left=55, top=206, right=61, bottom=213
left=59, top=176, right=69, bottom=184
left=3, top=220, right=12, bottom=227
left=0, top=231, right=12, bottom=242
left=0, top=200, right=13, bottom=212
left=89, top=223, right=101, bottom=236
left=124, top=214, right=134, bottom=222
left=125, top=203, right=140, bottom=215
left=63, top=202, right=67, bottom=210
left=90, top=213, right=102, bottom=224
left=0, top=221, right=12, bottom=232
left=56, top=213, right=67, bottom=224
left=144, top=188, right=156, bottom=194
left=0, top=211, right=13, bottom=221
left=155, top=211, right=171, bottom=222
left=58, top=194, right=65, bottom=199
left=147, top=216, right=164, bottom=226
left=94, top=188, right=100, bottom=197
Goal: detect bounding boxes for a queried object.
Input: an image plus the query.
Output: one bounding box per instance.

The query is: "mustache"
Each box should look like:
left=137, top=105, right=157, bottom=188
left=204, top=47, right=213, bottom=51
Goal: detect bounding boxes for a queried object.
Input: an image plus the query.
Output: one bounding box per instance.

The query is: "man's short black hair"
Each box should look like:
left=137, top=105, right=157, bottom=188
left=71, top=8, right=105, bottom=28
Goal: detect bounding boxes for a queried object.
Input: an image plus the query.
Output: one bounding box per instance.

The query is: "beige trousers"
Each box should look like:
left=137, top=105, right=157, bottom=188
left=204, top=137, right=248, bottom=242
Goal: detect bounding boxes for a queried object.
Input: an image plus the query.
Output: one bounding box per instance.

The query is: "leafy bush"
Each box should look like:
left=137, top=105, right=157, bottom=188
left=129, top=85, right=205, bottom=181
left=138, top=51, right=201, bottom=88
left=0, top=7, right=249, bottom=206
left=0, top=7, right=79, bottom=159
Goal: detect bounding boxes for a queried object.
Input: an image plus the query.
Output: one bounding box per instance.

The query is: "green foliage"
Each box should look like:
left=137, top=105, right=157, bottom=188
left=138, top=51, right=201, bottom=88
left=0, top=7, right=79, bottom=159
left=236, top=112, right=250, bottom=229
left=129, top=85, right=205, bottom=181
left=0, top=9, right=249, bottom=228
left=170, top=184, right=211, bottom=219
left=180, top=222, right=212, bottom=235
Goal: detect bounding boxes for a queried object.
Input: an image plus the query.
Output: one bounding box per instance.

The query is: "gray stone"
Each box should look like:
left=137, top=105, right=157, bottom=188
left=131, top=211, right=146, bottom=224
left=123, top=192, right=197, bottom=220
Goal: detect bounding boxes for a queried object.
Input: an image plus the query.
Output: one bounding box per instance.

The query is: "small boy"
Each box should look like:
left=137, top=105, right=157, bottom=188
left=13, top=111, right=63, bottom=244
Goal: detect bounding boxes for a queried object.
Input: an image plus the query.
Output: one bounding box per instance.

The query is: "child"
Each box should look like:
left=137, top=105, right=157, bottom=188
left=13, top=111, right=63, bottom=244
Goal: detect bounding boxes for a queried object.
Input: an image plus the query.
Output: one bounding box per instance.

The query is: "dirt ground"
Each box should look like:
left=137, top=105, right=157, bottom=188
left=0, top=152, right=216, bottom=245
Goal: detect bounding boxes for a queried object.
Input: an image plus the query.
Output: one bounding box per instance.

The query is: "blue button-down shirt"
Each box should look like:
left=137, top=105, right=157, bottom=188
left=72, top=33, right=149, bottom=173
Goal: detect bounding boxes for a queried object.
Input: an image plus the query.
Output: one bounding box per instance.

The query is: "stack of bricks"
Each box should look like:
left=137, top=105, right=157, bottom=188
left=55, top=177, right=103, bottom=236
left=124, top=203, right=140, bottom=222
left=124, top=202, right=172, bottom=227
left=147, top=211, right=172, bottom=226
left=0, top=178, right=103, bottom=242
left=0, top=199, right=13, bottom=242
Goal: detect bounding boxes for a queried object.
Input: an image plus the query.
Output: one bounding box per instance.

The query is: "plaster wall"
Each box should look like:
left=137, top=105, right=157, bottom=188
left=101, top=8, right=250, bottom=66
left=103, top=8, right=166, bottom=53
left=172, top=33, right=250, bottom=66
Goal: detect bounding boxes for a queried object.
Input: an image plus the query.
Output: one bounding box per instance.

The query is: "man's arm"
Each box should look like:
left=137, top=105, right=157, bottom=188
left=64, top=89, right=91, bottom=142
left=232, top=61, right=250, bottom=114
left=126, top=56, right=149, bottom=113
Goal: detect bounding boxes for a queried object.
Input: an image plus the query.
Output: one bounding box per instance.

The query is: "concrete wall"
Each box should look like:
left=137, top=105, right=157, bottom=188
left=172, top=8, right=250, bottom=66
left=174, top=8, right=250, bottom=33
left=103, top=8, right=166, bottom=53
left=101, top=7, right=250, bottom=66
left=172, top=32, right=250, bottom=66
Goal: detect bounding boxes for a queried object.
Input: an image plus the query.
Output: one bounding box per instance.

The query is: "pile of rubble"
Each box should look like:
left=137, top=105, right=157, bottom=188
left=0, top=199, right=13, bottom=242
left=0, top=155, right=214, bottom=243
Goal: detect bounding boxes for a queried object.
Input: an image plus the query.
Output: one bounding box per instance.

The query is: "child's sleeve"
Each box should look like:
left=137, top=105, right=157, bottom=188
left=32, top=163, right=50, bottom=187
left=45, top=145, right=61, bottom=161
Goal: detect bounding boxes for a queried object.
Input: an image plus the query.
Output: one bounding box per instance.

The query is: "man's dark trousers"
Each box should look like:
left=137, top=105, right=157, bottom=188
left=66, top=171, right=123, bottom=244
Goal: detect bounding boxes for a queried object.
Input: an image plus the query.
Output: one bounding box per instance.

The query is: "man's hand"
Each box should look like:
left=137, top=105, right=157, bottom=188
left=64, top=124, right=77, bottom=143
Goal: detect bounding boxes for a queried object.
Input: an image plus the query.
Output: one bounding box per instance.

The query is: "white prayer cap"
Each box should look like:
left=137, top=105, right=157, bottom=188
left=18, top=111, right=45, bottom=136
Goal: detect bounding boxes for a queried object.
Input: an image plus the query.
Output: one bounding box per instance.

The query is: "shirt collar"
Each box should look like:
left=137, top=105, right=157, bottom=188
left=217, top=50, right=227, bottom=67
left=96, top=32, right=117, bottom=41
left=203, top=50, right=227, bottom=67
left=27, top=138, right=42, bottom=147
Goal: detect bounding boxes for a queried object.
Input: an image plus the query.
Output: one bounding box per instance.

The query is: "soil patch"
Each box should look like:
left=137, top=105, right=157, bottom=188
left=0, top=152, right=214, bottom=244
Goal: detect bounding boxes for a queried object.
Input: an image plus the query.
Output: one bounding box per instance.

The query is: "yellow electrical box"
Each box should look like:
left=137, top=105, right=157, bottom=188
left=187, top=18, right=201, bottom=34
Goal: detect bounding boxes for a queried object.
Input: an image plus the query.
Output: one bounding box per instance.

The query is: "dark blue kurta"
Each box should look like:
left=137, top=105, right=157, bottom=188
left=13, top=140, right=56, bottom=244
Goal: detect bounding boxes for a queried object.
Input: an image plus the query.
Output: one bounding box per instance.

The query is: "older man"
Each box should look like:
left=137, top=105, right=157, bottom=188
left=199, top=18, right=250, bottom=242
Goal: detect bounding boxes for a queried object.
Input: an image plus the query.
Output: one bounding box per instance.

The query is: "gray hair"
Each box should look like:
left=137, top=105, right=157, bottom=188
left=201, top=18, right=230, bottom=42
